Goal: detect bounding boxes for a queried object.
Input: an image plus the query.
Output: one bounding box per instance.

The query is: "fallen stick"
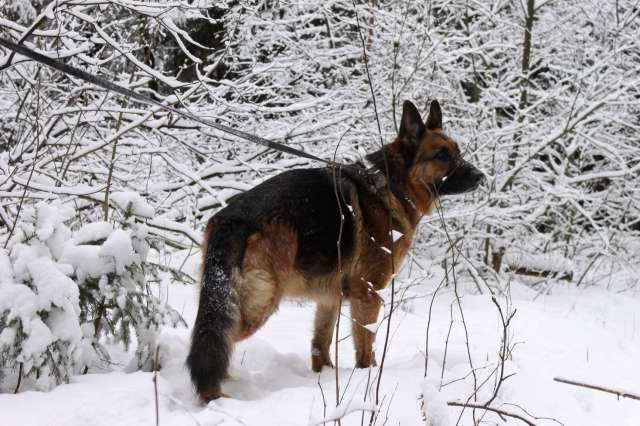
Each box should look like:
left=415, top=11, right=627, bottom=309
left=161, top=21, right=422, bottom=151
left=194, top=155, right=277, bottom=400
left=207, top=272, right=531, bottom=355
left=554, top=377, right=640, bottom=401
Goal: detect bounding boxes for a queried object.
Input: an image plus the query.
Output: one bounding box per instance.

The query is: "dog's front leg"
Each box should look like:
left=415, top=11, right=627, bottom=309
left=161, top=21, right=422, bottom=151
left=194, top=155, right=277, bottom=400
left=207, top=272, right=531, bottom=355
left=350, top=292, right=383, bottom=368
left=311, top=299, right=340, bottom=372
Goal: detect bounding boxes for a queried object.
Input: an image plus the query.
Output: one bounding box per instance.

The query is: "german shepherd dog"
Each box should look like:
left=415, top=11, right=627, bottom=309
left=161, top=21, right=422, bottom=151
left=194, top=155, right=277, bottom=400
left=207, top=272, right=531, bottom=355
left=187, top=100, right=484, bottom=402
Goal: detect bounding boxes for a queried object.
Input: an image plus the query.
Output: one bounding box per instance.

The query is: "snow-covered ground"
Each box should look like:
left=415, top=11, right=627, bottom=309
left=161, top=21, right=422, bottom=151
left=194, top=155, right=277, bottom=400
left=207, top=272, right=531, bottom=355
left=1, top=253, right=639, bottom=426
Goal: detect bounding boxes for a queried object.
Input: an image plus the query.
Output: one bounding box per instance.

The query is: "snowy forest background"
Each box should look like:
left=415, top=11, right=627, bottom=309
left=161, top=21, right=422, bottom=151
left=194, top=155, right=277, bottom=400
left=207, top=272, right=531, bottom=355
left=0, top=1, right=639, bottom=425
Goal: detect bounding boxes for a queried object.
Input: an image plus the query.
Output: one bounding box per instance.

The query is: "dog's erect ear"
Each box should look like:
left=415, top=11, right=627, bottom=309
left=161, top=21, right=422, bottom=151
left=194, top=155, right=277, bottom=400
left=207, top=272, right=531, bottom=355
left=399, top=100, right=425, bottom=142
left=425, top=100, right=443, bottom=130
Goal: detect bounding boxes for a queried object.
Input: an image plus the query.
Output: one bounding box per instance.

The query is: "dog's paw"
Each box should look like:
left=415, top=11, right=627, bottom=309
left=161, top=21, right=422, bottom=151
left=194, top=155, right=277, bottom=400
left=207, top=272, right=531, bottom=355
left=355, top=351, right=377, bottom=368
left=311, top=352, right=334, bottom=372
left=200, top=386, right=227, bottom=404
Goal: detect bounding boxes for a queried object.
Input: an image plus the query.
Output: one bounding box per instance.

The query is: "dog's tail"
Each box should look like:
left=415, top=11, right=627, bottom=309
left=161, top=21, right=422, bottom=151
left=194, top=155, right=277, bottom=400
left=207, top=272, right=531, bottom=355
left=186, top=219, right=250, bottom=402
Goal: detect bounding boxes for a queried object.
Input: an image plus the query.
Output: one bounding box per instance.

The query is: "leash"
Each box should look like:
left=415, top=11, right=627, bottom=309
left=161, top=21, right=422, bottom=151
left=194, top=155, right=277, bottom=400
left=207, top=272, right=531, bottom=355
left=0, top=35, right=380, bottom=187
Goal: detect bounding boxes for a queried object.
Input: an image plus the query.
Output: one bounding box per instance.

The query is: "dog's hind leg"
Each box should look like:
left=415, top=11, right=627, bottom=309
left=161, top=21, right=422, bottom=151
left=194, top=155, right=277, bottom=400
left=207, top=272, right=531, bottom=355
left=311, top=299, right=340, bottom=372
left=234, top=268, right=280, bottom=341
left=233, top=230, right=285, bottom=341
left=350, top=291, right=383, bottom=368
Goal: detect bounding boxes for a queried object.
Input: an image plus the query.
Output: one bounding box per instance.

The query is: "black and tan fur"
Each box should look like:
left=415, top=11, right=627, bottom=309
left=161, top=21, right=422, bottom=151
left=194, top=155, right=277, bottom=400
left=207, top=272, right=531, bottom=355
left=187, top=100, right=484, bottom=402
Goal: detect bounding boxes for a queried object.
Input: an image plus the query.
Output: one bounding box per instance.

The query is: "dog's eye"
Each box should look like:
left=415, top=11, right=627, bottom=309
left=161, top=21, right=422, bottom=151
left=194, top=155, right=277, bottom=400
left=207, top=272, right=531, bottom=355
left=435, top=149, right=450, bottom=161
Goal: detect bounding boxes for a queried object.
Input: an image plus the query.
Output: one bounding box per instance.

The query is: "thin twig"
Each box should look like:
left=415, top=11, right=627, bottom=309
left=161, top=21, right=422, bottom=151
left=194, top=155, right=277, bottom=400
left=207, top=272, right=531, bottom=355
left=153, top=346, right=160, bottom=426
left=553, top=377, right=640, bottom=401
left=424, top=248, right=462, bottom=378
left=318, top=376, right=328, bottom=425
left=439, top=303, right=455, bottom=390
left=3, top=71, right=44, bottom=248
left=433, top=202, right=479, bottom=425
left=13, top=363, right=23, bottom=393
left=335, top=295, right=343, bottom=426
left=104, top=76, right=134, bottom=220
left=350, top=5, right=398, bottom=424
left=447, top=401, right=538, bottom=426
left=575, top=253, right=602, bottom=287
left=483, top=296, right=517, bottom=407
left=0, top=9, right=50, bottom=71
left=330, top=128, right=351, bottom=426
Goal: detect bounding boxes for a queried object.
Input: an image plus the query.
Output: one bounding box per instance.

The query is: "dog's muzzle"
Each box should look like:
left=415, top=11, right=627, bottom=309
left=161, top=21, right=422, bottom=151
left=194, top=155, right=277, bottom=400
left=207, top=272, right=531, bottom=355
left=436, top=160, right=486, bottom=195
left=467, top=164, right=486, bottom=190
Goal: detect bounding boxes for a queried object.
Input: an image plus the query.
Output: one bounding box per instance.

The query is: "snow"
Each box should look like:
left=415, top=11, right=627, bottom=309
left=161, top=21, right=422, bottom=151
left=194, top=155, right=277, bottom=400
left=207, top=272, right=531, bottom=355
left=391, top=229, right=404, bottom=242
left=503, top=248, right=574, bottom=275
left=311, top=398, right=377, bottom=425
left=0, top=283, right=38, bottom=325
left=1, top=254, right=639, bottom=426
left=10, top=243, right=52, bottom=281
left=60, top=228, right=139, bottom=279
left=59, top=244, right=110, bottom=282
left=110, top=192, right=155, bottom=218
left=20, top=318, right=53, bottom=359
left=29, top=202, right=73, bottom=259
left=33, top=203, right=72, bottom=244
left=100, top=230, right=136, bottom=275
left=27, top=257, right=79, bottom=313
left=0, top=327, right=16, bottom=347
left=422, top=382, right=452, bottom=426
left=363, top=323, right=379, bottom=333
left=148, top=218, right=202, bottom=246
left=0, top=249, right=12, bottom=283
left=6, top=202, right=73, bottom=274
left=72, top=221, right=114, bottom=244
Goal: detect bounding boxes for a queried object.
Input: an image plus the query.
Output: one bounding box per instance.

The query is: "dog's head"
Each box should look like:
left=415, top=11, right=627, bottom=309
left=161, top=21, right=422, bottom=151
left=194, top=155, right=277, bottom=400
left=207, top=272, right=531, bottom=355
left=368, top=100, right=484, bottom=213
